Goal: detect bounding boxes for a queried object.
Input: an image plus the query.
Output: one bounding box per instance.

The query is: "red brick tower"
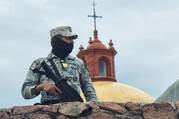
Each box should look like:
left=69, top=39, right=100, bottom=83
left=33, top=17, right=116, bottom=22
left=77, top=29, right=117, bottom=82
left=77, top=1, right=117, bottom=82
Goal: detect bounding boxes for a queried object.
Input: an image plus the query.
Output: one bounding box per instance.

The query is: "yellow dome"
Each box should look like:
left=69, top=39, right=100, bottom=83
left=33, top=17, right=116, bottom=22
left=81, top=81, right=154, bottom=103
left=94, top=81, right=154, bottom=103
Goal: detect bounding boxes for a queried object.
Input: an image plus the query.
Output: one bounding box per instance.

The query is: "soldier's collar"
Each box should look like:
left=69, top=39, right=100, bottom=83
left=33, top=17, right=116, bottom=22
left=66, top=55, right=75, bottom=61
left=47, top=53, right=75, bottom=61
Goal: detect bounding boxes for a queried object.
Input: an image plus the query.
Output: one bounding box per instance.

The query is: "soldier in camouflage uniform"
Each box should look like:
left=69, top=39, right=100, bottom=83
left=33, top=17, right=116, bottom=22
left=21, top=26, right=97, bottom=104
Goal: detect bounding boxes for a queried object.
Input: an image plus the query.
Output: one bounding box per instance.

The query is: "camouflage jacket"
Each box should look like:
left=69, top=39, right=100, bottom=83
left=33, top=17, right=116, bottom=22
left=21, top=53, right=97, bottom=103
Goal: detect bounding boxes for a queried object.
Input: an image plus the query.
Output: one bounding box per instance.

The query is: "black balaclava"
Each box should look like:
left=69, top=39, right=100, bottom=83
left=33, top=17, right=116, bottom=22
left=51, top=35, right=74, bottom=59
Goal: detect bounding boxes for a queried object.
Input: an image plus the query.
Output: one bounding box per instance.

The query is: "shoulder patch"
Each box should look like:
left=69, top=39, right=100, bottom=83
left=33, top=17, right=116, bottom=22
left=30, top=58, right=44, bottom=71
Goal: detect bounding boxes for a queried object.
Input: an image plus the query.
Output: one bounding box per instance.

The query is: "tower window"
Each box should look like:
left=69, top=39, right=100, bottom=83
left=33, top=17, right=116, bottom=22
left=99, top=61, right=107, bottom=76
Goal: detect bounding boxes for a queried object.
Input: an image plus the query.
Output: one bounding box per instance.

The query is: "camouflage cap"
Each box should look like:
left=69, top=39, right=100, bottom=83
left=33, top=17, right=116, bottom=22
left=50, top=26, right=78, bottom=39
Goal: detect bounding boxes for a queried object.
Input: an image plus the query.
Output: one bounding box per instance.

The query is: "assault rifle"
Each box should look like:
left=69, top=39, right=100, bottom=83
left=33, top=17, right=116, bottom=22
left=41, top=61, right=83, bottom=104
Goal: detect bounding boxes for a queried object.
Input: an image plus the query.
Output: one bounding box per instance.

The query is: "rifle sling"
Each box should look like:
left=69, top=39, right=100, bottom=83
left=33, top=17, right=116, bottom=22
left=49, top=59, right=61, bottom=77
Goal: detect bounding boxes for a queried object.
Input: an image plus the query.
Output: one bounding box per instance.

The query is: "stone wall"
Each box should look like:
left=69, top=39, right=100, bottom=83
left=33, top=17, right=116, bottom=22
left=0, top=101, right=179, bottom=119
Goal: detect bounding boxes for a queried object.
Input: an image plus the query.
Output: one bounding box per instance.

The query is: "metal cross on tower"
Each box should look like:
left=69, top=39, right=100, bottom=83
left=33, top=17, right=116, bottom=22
left=88, top=0, right=102, bottom=31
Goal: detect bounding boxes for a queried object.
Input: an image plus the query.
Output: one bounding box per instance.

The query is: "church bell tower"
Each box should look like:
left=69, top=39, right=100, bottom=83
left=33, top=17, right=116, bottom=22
left=77, top=1, right=117, bottom=82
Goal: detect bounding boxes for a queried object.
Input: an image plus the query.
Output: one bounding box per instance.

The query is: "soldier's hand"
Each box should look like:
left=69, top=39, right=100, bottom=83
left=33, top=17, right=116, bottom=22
left=36, top=83, right=61, bottom=96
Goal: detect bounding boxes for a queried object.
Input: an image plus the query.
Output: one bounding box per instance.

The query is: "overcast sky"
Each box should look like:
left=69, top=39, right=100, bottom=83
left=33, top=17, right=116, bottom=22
left=0, top=0, right=179, bottom=108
